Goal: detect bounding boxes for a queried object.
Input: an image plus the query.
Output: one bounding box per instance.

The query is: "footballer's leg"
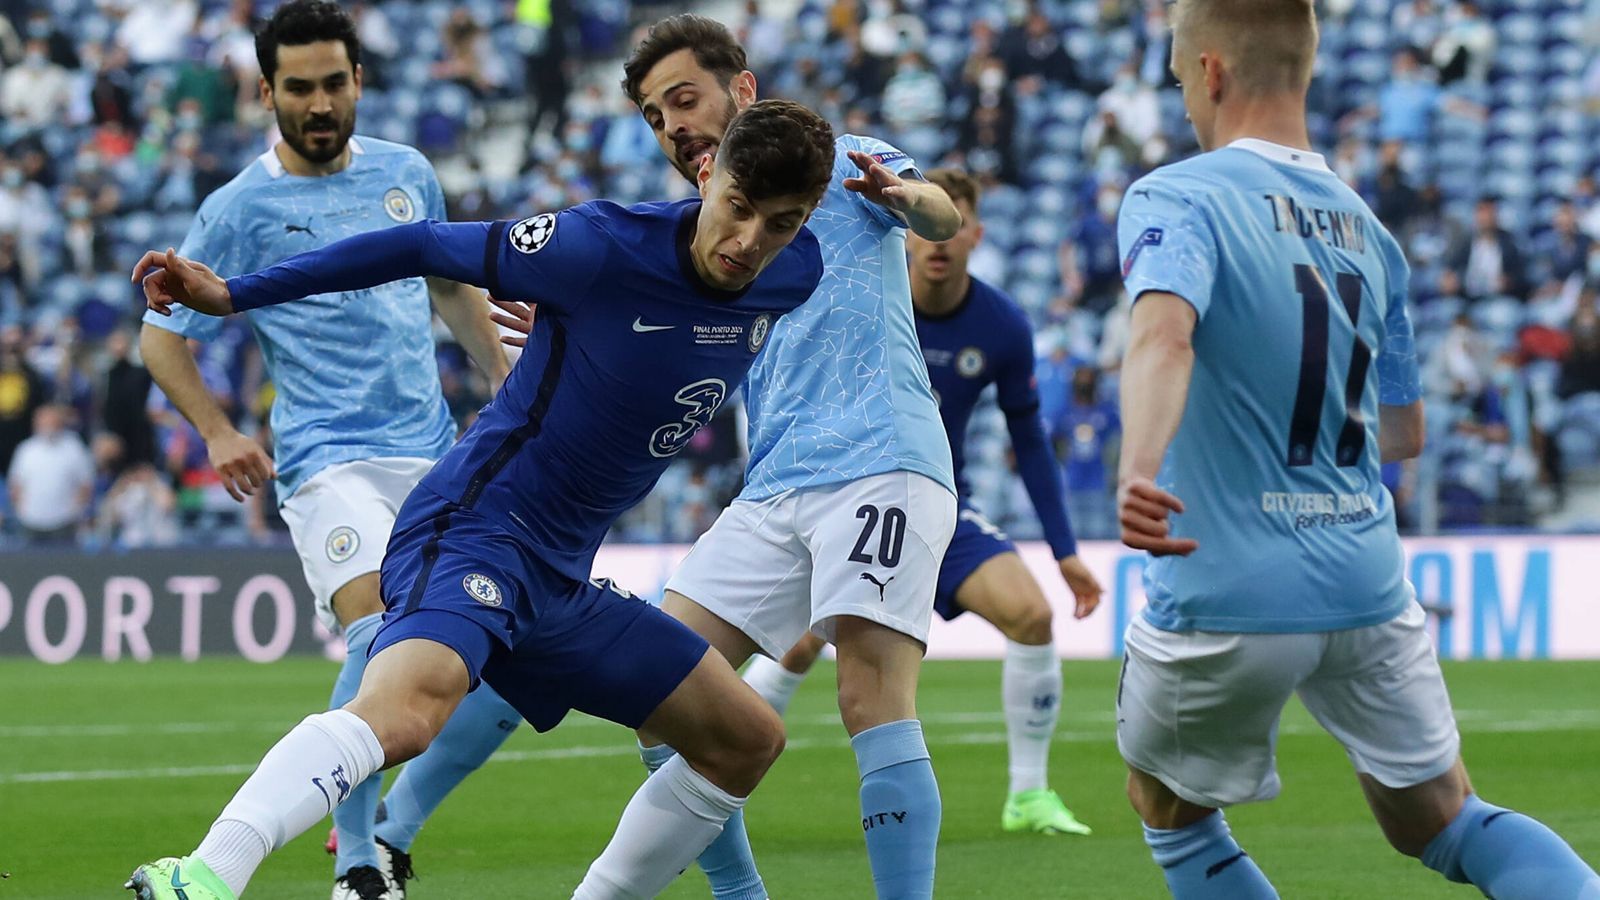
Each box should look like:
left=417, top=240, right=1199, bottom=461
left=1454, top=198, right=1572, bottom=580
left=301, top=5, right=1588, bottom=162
left=742, top=633, right=826, bottom=716
left=325, top=574, right=393, bottom=898
left=951, top=551, right=1089, bottom=836
left=805, top=472, right=956, bottom=900
left=127, top=638, right=471, bottom=900
left=1298, top=601, right=1600, bottom=898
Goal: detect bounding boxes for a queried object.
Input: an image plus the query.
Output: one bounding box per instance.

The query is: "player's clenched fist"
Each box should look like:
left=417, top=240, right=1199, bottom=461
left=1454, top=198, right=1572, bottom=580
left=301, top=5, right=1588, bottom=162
left=1117, top=476, right=1198, bottom=558
left=132, top=248, right=235, bottom=317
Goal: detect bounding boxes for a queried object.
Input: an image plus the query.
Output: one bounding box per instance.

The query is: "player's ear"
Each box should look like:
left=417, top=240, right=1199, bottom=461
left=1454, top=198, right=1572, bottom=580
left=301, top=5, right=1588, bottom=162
left=352, top=63, right=364, bottom=98
left=696, top=155, right=715, bottom=196
left=1201, top=52, right=1224, bottom=103
left=259, top=75, right=274, bottom=112
left=732, top=70, right=757, bottom=110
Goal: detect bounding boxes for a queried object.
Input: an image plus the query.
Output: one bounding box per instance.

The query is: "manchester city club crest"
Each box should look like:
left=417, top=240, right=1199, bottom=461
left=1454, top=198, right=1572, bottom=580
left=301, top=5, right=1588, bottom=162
left=956, top=347, right=986, bottom=378
left=325, top=526, right=360, bottom=563
left=748, top=314, right=772, bottom=353
left=382, top=187, right=416, bottom=223
left=509, top=213, right=556, bottom=254
left=463, top=573, right=503, bottom=607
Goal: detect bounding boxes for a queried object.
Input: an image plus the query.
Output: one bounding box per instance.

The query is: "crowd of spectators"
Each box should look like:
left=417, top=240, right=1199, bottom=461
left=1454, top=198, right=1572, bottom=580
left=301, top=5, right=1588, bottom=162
left=0, top=0, right=1597, bottom=549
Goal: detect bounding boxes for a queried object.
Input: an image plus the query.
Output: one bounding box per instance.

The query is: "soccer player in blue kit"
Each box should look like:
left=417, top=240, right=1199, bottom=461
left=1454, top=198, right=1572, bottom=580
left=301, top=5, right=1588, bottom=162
left=1113, top=1, right=1600, bottom=897
left=741, top=168, right=1104, bottom=837
left=621, top=18, right=962, bottom=900
left=135, top=4, right=518, bottom=897
left=123, top=100, right=835, bottom=900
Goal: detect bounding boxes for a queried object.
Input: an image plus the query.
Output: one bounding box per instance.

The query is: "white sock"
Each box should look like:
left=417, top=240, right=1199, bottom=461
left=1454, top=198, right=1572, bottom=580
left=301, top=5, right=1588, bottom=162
left=572, top=755, right=745, bottom=899
left=742, top=654, right=806, bottom=717
left=1002, top=639, right=1061, bottom=794
left=193, top=709, right=385, bottom=895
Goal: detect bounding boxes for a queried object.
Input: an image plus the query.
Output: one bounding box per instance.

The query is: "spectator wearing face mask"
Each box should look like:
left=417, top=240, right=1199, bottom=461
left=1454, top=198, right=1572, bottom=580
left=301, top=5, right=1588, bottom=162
left=1051, top=366, right=1119, bottom=540
left=1444, top=197, right=1527, bottom=302
left=0, top=39, right=72, bottom=133
left=7, top=403, right=93, bottom=545
left=62, top=186, right=113, bottom=278
left=1060, top=184, right=1125, bottom=314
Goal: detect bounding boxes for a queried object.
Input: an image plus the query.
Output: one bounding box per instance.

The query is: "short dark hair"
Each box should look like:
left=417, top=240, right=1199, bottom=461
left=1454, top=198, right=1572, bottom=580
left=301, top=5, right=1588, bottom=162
left=925, top=168, right=981, bottom=211
left=622, top=14, right=749, bottom=107
left=256, top=0, right=361, bottom=87
left=717, top=100, right=834, bottom=204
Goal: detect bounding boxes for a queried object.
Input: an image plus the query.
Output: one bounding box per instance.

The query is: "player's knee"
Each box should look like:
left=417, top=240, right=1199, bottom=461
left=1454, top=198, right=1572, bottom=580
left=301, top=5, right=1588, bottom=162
left=346, top=700, right=437, bottom=767
left=1003, top=600, right=1054, bottom=645
left=692, top=702, right=785, bottom=794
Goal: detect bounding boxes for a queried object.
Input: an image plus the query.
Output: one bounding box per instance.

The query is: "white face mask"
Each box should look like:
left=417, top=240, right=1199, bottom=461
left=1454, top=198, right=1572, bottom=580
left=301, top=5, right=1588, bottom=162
left=1097, top=192, right=1121, bottom=219
left=979, top=68, right=1004, bottom=91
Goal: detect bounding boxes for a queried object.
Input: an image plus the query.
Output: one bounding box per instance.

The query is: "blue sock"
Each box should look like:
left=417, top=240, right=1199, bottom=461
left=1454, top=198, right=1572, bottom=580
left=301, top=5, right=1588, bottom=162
left=330, top=613, right=383, bottom=876
left=1143, top=811, right=1278, bottom=899
left=373, top=684, right=522, bottom=851
left=639, top=742, right=767, bottom=900
left=1422, top=794, right=1600, bottom=898
left=852, top=720, right=940, bottom=900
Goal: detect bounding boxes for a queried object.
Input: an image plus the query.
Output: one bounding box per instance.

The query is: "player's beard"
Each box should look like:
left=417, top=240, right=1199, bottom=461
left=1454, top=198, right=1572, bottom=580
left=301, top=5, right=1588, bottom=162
left=669, top=96, right=740, bottom=183
left=278, top=107, right=356, bottom=166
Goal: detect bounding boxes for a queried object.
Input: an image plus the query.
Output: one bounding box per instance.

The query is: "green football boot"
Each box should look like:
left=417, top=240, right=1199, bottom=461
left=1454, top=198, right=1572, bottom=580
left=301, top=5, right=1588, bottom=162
left=125, top=856, right=237, bottom=900
left=1002, top=789, right=1093, bottom=835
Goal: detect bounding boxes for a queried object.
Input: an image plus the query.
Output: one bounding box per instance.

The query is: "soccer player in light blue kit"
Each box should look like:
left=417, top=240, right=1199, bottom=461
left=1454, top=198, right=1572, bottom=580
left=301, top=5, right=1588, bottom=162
left=1113, top=2, right=1600, bottom=898
left=625, top=16, right=961, bottom=900
left=138, top=4, right=519, bottom=898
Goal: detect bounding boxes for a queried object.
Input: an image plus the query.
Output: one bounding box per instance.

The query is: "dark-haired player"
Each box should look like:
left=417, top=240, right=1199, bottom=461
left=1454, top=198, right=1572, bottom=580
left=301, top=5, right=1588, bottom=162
left=136, top=3, right=515, bottom=897
left=743, top=168, right=1103, bottom=838
left=124, top=100, right=835, bottom=900
left=1114, top=1, right=1600, bottom=896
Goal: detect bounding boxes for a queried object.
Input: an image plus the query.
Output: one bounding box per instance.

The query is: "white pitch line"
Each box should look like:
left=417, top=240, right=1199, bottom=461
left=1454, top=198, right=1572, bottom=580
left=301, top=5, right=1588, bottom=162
left=7, top=712, right=1600, bottom=785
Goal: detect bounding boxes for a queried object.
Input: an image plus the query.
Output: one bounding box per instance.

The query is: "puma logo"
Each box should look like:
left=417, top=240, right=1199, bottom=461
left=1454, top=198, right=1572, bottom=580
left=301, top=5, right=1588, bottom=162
left=859, top=572, right=895, bottom=601
left=284, top=219, right=317, bottom=238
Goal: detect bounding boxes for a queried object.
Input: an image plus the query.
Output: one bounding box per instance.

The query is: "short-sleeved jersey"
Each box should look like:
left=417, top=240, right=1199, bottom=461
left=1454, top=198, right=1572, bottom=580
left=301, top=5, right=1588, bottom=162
left=143, top=137, right=455, bottom=501
left=916, top=277, right=1040, bottom=497
left=1117, top=138, right=1422, bottom=634
left=739, top=134, right=955, bottom=500
left=227, top=200, right=823, bottom=581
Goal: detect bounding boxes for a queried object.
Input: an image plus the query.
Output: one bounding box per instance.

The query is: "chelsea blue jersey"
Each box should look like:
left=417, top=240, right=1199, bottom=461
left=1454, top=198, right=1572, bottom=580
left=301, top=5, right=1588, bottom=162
left=143, top=137, right=456, bottom=501
left=226, top=200, right=824, bottom=580
left=1118, top=139, right=1422, bottom=634
left=739, top=135, right=955, bottom=500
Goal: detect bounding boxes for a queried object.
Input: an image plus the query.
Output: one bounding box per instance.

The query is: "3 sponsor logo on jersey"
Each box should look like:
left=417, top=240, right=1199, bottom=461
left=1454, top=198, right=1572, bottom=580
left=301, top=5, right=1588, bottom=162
left=382, top=187, right=416, bottom=223
left=463, top=573, right=503, bottom=607
left=956, top=347, right=986, bottom=378
left=325, top=526, right=360, bottom=563
left=509, top=213, right=556, bottom=254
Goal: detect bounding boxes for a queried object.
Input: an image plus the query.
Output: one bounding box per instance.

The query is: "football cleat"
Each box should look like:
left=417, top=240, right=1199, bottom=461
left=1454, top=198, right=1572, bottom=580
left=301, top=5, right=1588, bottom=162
left=125, top=856, right=236, bottom=900
left=376, top=837, right=414, bottom=898
left=1002, top=789, right=1093, bottom=836
left=330, top=865, right=392, bottom=900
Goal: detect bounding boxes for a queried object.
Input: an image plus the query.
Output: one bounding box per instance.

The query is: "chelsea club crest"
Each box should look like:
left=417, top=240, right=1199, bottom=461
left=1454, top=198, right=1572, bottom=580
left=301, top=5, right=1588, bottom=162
left=748, top=314, right=772, bottom=353
left=956, top=347, right=986, bottom=378
left=383, top=188, right=416, bottom=223
left=463, top=573, right=503, bottom=607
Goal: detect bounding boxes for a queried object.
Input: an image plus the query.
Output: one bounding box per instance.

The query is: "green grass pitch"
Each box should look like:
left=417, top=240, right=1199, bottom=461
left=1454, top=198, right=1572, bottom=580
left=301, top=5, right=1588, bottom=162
left=2, top=657, right=1597, bottom=898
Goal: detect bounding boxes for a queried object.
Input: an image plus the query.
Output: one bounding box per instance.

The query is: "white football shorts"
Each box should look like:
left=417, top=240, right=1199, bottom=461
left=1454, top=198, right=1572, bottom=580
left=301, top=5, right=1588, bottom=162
left=1116, top=595, right=1461, bottom=808
left=665, top=471, right=956, bottom=658
left=280, top=456, right=435, bottom=631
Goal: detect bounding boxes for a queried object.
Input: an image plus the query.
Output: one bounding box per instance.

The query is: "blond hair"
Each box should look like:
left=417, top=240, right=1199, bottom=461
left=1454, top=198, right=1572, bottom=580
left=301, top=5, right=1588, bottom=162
left=925, top=168, right=981, bottom=212
left=1172, top=0, right=1318, bottom=94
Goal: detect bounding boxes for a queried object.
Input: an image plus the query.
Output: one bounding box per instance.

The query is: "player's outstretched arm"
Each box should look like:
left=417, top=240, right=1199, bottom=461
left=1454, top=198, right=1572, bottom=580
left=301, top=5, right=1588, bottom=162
left=842, top=149, right=962, bottom=241
left=1117, top=292, right=1199, bottom=557
left=428, top=278, right=512, bottom=391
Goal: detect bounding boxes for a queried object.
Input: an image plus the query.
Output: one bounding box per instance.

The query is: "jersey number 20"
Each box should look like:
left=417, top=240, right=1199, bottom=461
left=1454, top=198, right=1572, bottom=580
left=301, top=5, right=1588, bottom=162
left=1287, top=263, right=1371, bottom=469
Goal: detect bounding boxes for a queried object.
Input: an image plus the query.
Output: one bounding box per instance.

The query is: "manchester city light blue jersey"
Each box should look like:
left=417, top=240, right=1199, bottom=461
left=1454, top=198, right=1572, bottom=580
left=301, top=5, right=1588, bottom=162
left=143, top=137, right=456, bottom=502
left=1117, top=139, right=1422, bottom=634
left=739, top=134, right=955, bottom=500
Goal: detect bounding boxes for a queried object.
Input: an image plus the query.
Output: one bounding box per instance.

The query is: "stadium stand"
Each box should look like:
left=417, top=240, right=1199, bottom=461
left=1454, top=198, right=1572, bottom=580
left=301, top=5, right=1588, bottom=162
left=0, top=0, right=1596, bottom=549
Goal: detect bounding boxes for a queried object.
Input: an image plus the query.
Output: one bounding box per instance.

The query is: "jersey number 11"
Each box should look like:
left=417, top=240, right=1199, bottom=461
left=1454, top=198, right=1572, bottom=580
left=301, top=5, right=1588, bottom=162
left=1287, top=263, right=1371, bottom=469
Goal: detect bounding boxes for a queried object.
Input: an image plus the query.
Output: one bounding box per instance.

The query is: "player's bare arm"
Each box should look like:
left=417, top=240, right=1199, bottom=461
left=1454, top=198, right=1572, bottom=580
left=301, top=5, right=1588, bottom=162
left=1378, top=399, right=1426, bottom=463
left=427, top=278, right=512, bottom=391
left=139, top=324, right=275, bottom=503
left=841, top=149, right=962, bottom=241
left=1117, top=291, right=1199, bottom=557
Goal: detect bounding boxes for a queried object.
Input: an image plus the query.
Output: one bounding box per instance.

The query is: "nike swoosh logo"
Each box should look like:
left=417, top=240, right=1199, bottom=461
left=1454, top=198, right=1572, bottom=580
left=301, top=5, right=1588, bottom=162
left=632, top=318, right=675, bottom=333
left=171, top=865, right=190, bottom=889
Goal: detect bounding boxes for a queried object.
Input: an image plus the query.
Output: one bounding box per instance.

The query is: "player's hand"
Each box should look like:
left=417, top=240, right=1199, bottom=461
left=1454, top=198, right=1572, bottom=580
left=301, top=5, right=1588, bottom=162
left=488, top=296, right=534, bottom=349
left=1058, top=555, right=1102, bottom=620
left=133, top=248, right=233, bottom=317
left=842, top=149, right=912, bottom=213
left=1117, top=476, right=1199, bottom=557
left=206, top=429, right=275, bottom=503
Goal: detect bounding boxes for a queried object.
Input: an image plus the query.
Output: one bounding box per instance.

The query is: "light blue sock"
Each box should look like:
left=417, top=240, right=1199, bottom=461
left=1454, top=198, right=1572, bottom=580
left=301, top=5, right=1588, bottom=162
left=852, top=720, right=940, bottom=900
left=1143, top=811, right=1278, bottom=899
left=1422, top=794, right=1600, bottom=898
left=330, top=613, right=383, bottom=876
left=373, top=685, right=522, bottom=851
left=638, top=742, right=767, bottom=900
